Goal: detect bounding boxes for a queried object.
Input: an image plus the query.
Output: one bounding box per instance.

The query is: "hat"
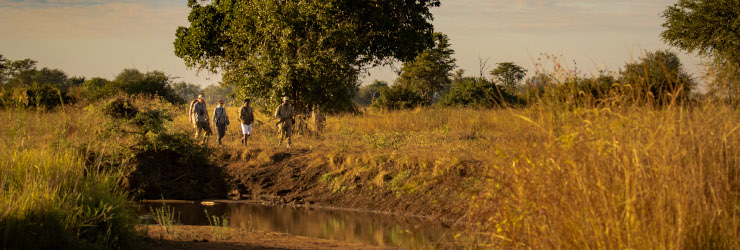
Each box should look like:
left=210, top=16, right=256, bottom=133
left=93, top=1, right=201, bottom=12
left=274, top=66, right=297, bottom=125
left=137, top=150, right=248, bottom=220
left=197, top=93, right=204, bottom=98
left=282, top=96, right=290, bottom=101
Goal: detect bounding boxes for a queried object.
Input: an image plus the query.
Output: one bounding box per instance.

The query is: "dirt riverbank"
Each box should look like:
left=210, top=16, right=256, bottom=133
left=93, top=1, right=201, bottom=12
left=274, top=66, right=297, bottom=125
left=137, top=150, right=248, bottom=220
left=216, top=145, right=474, bottom=223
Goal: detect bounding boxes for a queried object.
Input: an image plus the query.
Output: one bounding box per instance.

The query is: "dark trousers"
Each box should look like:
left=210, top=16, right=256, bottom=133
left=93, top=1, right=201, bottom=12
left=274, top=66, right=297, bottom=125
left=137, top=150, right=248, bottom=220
left=216, top=122, right=227, bottom=144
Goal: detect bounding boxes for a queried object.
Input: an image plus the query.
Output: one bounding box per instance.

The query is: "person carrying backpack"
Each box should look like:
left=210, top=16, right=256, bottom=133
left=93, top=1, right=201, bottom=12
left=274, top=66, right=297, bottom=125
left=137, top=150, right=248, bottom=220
left=191, top=93, right=211, bottom=145
left=213, top=99, right=230, bottom=145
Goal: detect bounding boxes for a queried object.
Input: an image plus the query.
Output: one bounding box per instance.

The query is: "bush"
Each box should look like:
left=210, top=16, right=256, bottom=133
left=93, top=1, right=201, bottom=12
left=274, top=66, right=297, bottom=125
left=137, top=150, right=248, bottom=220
left=0, top=149, right=138, bottom=249
left=111, top=69, right=184, bottom=104
left=371, top=85, right=425, bottom=110
left=619, top=50, right=694, bottom=104
left=439, top=77, right=521, bottom=108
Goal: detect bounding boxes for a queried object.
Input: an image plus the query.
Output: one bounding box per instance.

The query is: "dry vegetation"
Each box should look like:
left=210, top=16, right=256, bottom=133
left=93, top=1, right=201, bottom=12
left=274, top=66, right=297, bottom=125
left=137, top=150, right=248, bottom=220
left=1, top=89, right=739, bottom=249
left=185, top=99, right=740, bottom=248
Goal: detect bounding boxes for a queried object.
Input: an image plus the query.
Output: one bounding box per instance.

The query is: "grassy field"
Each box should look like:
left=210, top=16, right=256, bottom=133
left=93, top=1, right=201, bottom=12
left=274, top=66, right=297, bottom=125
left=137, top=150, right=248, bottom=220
left=1, top=93, right=739, bottom=248
left=188, top=100, right=740, bottom=249
left=0, top=106, right=140, bottom=249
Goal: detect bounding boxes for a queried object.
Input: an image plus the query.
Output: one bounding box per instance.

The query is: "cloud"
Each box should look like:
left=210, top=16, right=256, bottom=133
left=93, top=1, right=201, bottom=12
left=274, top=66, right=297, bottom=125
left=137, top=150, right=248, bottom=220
left=435, top=0, right=670, bottom=33
left=3, top=0, right=181, bottom=8
left=0, top=0, right=188, bottom=38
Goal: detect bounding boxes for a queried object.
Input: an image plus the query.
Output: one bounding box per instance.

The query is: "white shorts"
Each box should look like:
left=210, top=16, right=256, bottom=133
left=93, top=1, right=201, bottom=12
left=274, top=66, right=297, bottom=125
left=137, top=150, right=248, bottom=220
left=241, top=124, right=252, bottom=135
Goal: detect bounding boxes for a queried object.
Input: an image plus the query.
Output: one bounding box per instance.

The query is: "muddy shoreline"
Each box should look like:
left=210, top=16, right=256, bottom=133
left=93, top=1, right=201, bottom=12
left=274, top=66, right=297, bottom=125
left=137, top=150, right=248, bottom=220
left=140, top=225, right=388, bottom=249
left=141, top=199, right=464, bottom=227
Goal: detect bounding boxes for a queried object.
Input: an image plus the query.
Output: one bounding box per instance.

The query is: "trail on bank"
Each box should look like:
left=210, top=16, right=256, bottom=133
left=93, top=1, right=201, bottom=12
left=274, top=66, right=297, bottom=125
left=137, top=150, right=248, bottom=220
left=216, top=146, right=472, bottom=223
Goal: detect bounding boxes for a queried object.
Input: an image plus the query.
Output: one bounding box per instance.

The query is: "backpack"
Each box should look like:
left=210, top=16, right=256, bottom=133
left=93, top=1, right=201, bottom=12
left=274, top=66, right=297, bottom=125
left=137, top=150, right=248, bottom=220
left=189, top=99, right=198, bottom=121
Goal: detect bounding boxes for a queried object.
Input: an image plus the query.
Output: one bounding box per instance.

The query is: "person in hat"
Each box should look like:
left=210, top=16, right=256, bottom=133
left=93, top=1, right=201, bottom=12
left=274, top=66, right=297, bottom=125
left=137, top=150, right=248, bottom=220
left=237, top=98, right=255, bottom=146
left=274, top=96, right=293, bottom=147
left=191, top=93, right=211, bottom=145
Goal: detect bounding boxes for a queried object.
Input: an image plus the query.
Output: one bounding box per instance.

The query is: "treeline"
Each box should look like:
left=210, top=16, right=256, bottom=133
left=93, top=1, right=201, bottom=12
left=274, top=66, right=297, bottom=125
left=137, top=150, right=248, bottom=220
left=0, top=55, right=235, bottom=109
left=355, top=0, right=740, bottom=110
left=357, top=48, right=698, bottom=110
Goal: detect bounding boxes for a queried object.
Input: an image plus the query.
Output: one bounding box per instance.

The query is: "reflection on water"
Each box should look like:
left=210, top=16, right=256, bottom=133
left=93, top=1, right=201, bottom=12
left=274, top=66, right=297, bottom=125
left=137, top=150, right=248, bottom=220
left=139, top=201, right=482, bottom=249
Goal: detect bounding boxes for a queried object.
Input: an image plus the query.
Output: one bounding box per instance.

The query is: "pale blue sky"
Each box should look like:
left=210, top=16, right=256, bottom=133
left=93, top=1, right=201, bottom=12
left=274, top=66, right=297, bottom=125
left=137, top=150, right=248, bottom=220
left=0, top=0, right=702, bottom=87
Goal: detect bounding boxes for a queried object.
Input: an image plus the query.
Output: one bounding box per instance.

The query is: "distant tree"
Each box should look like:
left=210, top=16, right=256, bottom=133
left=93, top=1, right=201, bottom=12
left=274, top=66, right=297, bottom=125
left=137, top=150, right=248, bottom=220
left=490, top=62, right=527, bottom=91
left=171, top=81, right=203, bottom=102
left=175, top=0, right=441, bottom=112
left=202, top=83, right=234, bottom=105
left=83, top=77, right=109, bottom=89
left=371, top=84, right=424, bottom=110
left=0, top=55, right=8, bottom=83
left=69, top=76, right=85, bottom=86
left=79, top=77, right=113, bottom=101
left=354, top=80, right=389, bottom=106
left=26, top=68, right=69, bottom=89
left=619, top=50, right=694, bottom=103
left=6, top=59, right=37, bottom=83
left=112, top=69, right=183, bottom=104
left=439, top=76, right=520, bottom=108
left=522, top=73, right=552, bottom=98
left=4, top=58, right=37, bottom=86
left=0, top=56, right=74, bottom=108
left=396, top=33, right=457, bottom=105
left=662, top=0, right=740, bottom=104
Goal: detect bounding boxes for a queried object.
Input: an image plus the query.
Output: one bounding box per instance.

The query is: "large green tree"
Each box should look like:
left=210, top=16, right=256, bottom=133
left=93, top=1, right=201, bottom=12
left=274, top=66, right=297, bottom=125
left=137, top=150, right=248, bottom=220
left=175, top=0, right=441, bottom=112
left=662, top=0, right=740, bottom=103
left=662, top=0, right=740, bottom=62
left=395, top=33, right=456, bottom=105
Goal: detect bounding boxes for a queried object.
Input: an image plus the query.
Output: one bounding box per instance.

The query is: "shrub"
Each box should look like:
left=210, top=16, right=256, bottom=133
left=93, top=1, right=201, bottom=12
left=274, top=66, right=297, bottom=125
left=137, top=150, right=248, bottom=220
left=619, top=50, right=694, bottom=104
left=0, top=149, right=138, bottom=249
left=439, top=77, right=521, bottom=108
left=371, top=84, right=425, bottom=110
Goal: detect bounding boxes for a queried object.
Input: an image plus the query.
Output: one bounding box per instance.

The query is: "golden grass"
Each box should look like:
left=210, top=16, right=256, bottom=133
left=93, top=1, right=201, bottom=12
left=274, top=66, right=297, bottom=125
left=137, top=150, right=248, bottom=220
left=0, top=107, right=138, bottom=249
left=183, top=101, right=740, bottom=248
left=2, top=92, right=737, bottom=248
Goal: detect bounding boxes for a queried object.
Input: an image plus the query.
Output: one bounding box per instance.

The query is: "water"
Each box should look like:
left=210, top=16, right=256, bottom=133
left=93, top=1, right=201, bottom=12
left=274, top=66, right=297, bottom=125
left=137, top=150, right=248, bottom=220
left=138, top=200, right=484, bottom=249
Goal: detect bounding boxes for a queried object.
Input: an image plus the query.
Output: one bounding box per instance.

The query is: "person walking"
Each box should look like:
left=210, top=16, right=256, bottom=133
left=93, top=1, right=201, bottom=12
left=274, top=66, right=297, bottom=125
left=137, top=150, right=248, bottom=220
left=188, top=97, right=199, bottom=128
left=237, top=98, right=255, bottom=146
left=191, top=93, right=211, bottom=145
left=274, top=96, right=293, bottom=148
left=311, top=104, right=326, bottom=136
left=213, top=99, right=230, bottom=145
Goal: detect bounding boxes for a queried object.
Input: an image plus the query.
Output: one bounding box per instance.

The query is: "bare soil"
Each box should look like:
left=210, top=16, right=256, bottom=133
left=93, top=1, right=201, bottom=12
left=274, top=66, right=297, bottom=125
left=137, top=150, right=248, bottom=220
left=131, top=144, right=476, bottom=248
left=217, top=146, right=472, bottom=222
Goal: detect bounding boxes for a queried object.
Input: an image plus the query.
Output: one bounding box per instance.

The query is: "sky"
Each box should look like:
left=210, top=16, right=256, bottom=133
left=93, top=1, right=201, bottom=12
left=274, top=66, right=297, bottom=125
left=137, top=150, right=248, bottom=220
left=0, top=0, right=703, bottom=88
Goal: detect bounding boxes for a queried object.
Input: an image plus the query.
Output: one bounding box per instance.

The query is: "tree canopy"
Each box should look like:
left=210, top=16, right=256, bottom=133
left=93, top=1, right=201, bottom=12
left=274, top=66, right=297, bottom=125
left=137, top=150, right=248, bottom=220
left=662, top=0, right=740, bottom=104
left=661, top=0, right=740, bottom=63
left=395, top=33, right=456, bottom=105
left=490, top=62, right=527, bottom=91
left=175, top=0, right=441, bottom=112
left=619, top=50, right=694, bottom=103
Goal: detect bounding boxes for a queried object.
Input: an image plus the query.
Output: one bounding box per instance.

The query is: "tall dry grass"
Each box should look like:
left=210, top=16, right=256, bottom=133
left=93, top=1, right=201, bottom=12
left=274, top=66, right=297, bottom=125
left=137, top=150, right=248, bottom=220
left=185, top=99, right=740, bottom=248
left=0, top=106, right=140, bottom=249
